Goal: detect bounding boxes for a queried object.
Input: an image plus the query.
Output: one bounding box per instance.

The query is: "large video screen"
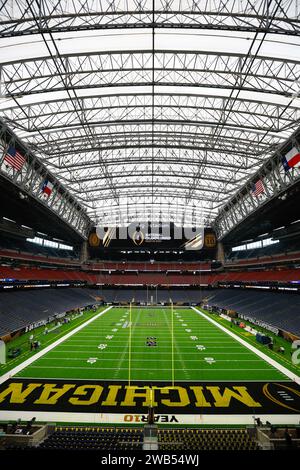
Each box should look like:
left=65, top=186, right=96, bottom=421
left=88, top=222, right=217, bottom=259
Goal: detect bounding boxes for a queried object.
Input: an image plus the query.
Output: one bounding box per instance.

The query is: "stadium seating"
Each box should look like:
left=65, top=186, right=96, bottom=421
left=0, top=287, right=102, bottom=336
left=228, top=252, right=300, bottom=266
left=34, top=426, right=258, bottom=451
left=39, top=427, right=143, bottom=451
left=1, top=264, right=300, bottom=284
left=0, top=235, right=78, bottom=260
left=158, top=428, right=258, bottom=451
left=1, top=284, right=300, bottom=336
left=101, top=288, right=203, bottom=303
left=227, top=240, right=300, bottom=267
left=101, top=286, right=300, bottom=335
left=0, top=248, right=81, bottom=267
left=201, top=288, right=300, bottom=335
left=83, top=261, right=212, bottom=271
left=0, top=247, right=213, bottom=270
left=3, top=239, right=300, bottom=271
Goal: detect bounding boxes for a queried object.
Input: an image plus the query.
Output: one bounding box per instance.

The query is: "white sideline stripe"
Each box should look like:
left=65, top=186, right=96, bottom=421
left=55, top=345, right=245, bottom=349
left=0, top=410, right=299, bottom=425
left=192, top=307, right=300, bottom=385
left=0, top=306, right=113, bottom=385
left=25, top=366, right=281, bottom=371
left=15, top=376, right=291, bottom=383
left=52, top=341, right=249, bottom=348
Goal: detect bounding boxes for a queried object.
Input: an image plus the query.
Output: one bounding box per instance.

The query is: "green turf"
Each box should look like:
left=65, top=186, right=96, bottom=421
left=0, top=307, right=106, bottom=376
left=200, top=308, right=300, bottom=377
left=14, top=307, right=290, bottom=382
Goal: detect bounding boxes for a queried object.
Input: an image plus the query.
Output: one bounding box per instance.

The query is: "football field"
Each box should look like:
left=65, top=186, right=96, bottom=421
left=14, top=306, right=288, bottom=382
left=1, top=306, right=300, bottom=424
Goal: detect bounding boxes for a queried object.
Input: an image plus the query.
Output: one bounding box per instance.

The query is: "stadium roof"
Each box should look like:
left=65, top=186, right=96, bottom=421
left=0, top=1, right=300, bottom=228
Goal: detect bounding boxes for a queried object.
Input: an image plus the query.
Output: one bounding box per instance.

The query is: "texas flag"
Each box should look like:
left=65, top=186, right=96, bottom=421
left=282, top=147, right=300, bottom=171
left=42, top=179, right=54, bottom=197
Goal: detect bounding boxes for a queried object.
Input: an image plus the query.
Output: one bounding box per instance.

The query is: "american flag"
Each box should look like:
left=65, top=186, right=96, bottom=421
left=251, top=179, right=265, bottom=197
left=4, top=145, right=26, bottom=171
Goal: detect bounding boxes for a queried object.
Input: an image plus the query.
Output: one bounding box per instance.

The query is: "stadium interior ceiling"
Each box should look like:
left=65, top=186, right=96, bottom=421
left=0, top=176, right=84, bottom=244
left=2, top=3, right=300, bottom=452
left=0, top=0, right=300, bottom=246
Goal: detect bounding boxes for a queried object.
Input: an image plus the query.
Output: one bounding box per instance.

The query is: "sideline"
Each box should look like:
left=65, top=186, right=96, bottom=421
left=0, top=305, right=113, bottom=385
left=191, top=307, right=300, bottom=385
left=0, top=410, right=299, bottom=425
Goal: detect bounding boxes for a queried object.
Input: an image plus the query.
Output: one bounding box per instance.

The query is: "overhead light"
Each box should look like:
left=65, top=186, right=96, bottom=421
left=19, top=191, right=27, bottom=200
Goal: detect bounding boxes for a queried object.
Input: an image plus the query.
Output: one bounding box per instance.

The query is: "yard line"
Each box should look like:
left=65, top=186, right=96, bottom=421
left=0, top=306, right=113, bottom=385
left=55, top=345, right=245, bottom=350
left=115, top=306, right=143, bottom=380
left=27, top=366, right=285, bottom=372
left=65, top=339, right=236, bottom=343
left=192, top=307, right=300, bottom=385
left=11, top=306, right=291, bottom=385
left=45, top=351, right=256, bottom=356
left=112, top=311, right=133, bottom=380
left=18, top=375, right=290, bottom=382
left=53, top=345, right=246, bottom=350
left=38, top=357, right=273, bottom=363
left=162, top=308, right=188, bottom=381
left=77, top=334, right=231, bottom=338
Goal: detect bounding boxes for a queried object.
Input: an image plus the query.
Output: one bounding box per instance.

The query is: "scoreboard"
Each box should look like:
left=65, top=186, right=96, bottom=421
left=88, top=222, right=217, bottom=260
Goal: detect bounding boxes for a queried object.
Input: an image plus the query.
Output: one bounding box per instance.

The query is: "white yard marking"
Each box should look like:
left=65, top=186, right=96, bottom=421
left=87, top=358, right=97, bottom=364
left=204, top=357, right=216, bottom=364
left=0, top=306, right=113, bottom=385
left=113, top=307, right=142, bottom=379
left=192, top=307, right=300, bottom=385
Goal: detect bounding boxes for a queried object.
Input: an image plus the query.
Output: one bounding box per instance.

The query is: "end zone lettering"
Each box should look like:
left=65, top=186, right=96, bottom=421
left=0, top=380, right=261, bottom=412
left=0, top=379, right=299, bottom=415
